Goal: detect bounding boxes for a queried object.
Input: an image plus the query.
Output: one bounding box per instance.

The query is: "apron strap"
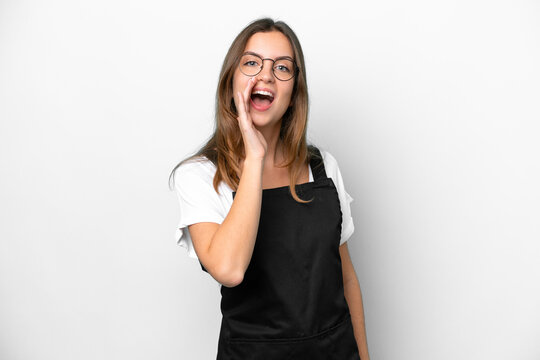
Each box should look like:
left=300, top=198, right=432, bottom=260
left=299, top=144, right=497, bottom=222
left=199, top=146, right=328, bottom=274
left=309, top=145, right=327, bottom=181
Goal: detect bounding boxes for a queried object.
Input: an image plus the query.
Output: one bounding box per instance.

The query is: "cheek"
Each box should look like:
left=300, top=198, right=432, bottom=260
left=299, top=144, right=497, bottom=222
left=232, top=78, right=239, bottom=96
left=232, top=77, right=249, bottom=100
left=232, top=71, right=242, bottom=95
left=280, top=85, right=294, bottom=105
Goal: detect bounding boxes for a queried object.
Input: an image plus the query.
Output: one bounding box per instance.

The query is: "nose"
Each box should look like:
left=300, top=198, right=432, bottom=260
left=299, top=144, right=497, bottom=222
left=257, top=59, right=275, bottom=82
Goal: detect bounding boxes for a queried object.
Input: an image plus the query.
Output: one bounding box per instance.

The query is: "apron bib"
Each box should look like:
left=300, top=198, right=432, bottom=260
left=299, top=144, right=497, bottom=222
left=214, top=146, right=360, bottom=359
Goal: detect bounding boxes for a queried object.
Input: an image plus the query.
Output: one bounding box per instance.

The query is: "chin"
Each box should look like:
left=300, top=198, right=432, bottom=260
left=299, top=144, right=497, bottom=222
left=251, top=117, right=275, bottom=129
left=250, top=110, right=286, bottom=129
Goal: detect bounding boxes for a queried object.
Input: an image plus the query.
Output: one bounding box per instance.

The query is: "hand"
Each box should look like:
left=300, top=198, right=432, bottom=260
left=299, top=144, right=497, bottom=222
left=234, top=77, right=267, bottom=160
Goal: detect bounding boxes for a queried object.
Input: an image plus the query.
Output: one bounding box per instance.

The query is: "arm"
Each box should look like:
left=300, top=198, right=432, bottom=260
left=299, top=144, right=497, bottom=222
left=188, top=77, right=265, bottom=288
left=340, top=242, right=370, bottom=360
left=188, top=158, right=262, bottom=287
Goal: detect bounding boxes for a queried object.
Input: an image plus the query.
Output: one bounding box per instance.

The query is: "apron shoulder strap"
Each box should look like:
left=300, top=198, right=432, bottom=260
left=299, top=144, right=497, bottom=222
left=308, top=145, right=327, bottom=181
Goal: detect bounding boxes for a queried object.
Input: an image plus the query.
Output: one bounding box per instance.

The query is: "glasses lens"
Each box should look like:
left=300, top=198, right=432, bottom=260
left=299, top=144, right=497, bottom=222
left=239, top=54, right=297, bottom=81
left=273, top=58, right=295, bottom=81
left=239, top=54, right=262, bottom=76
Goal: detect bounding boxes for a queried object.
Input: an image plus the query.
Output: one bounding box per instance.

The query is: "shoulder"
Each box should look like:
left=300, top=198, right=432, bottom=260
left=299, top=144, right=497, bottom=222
left=173, top=156, right=217, bottom=188
left=319, top=149, right=337, bottom=165
left=313, top=147, right=355, bottom=244
left=317, top=148, right=342, bottom=178
left=174, top=155, right=216, bottom=176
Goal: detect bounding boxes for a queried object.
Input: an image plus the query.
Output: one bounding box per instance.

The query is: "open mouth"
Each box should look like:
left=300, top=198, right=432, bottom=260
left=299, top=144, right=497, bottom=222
left=250, top=90, right=274, bottom=111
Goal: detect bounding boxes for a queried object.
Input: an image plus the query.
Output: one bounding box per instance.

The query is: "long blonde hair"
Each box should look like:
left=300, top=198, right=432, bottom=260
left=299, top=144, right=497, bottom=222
left=170, top=17, right=313, bottom=203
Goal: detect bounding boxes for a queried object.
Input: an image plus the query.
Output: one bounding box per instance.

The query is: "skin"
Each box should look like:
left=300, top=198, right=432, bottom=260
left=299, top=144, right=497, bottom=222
left=341, top=243, right=371, bottom=359
left=188, top=30, right=370, bottom=359
left=231, top=30, right=298, bottom=186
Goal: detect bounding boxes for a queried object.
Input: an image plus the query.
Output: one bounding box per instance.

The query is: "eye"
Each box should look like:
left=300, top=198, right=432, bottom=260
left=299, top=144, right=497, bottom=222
left=275, top=64, right=291, bottom=73
left=245, top=60, right=259, bottom=67
left=274, top=58, right=294, bottom=74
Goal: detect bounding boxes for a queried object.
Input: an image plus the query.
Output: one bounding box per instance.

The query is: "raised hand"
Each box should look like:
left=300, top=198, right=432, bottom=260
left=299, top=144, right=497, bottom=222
left=234, top=77, right=268, bottom=160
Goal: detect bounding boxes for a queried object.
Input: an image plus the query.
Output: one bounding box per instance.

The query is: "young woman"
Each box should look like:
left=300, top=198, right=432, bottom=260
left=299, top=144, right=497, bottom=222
left=170, top=18, right=370, bottom=360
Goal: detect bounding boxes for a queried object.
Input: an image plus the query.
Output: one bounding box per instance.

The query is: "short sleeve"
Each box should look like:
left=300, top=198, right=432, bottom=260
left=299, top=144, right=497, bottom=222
left=172, top=158, right=229, bottom=260
left=320, top=151, right=355, bottom=246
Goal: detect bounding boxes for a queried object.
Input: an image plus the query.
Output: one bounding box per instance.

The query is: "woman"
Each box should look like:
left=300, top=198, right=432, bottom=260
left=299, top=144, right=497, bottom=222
left=170, top=18, right=370, bottom=360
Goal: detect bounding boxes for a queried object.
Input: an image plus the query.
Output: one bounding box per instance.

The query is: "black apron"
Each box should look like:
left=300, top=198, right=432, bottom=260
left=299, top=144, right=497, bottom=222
left=201, top=146, right=360, bottom=359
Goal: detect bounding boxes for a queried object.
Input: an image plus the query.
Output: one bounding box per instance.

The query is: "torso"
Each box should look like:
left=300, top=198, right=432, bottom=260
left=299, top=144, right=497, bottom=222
left=261, top=163, right=310, bottom=190
left=238, top=147, right=311, bottom=190
left=217, top=146, right=361, bottom=359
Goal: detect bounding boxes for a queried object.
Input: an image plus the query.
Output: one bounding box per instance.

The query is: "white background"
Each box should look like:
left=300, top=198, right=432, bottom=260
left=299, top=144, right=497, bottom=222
left=1, top=0, right=539, bottom=359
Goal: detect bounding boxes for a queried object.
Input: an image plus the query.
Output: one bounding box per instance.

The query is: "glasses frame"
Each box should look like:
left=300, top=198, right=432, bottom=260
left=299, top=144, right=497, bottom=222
left=238, top=52, right=299, bottom=81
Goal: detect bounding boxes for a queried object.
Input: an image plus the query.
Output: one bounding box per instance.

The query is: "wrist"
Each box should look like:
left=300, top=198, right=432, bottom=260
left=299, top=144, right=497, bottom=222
left=242, top=156, right=264, bottom=175
left=243, top=156, right=265, bottom=167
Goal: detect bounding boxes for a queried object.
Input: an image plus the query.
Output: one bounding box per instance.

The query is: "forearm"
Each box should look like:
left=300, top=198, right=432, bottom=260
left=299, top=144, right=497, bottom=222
left=208, top=158, right=264, bottom=282
left=344, top=276, right=370, bottom=360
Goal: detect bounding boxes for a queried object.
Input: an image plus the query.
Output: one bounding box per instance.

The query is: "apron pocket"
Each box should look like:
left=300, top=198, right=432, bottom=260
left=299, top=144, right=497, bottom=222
left=223, top=315, right=360, bottom=360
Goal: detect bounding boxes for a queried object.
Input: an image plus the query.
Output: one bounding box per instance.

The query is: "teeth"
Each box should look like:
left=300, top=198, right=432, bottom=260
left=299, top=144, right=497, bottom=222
left=252, top=90, right=274, bottom=98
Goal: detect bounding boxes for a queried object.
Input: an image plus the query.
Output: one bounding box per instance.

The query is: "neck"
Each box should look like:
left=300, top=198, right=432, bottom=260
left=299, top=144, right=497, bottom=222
left=257, top=121, right=283, bottom=167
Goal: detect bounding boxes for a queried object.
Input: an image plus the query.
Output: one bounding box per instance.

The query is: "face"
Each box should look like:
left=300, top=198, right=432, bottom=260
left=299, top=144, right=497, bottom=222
left=232, top=31, right=295, bottom=130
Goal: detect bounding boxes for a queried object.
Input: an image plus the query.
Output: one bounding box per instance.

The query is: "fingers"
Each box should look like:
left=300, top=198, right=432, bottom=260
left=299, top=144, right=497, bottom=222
left=243, top=77, right=256, bottom=111
left=233, top=77, right=267, bottom=159
left=234, top=77, right=257, bottom=128
left=235, top=91, right=245, bottom=119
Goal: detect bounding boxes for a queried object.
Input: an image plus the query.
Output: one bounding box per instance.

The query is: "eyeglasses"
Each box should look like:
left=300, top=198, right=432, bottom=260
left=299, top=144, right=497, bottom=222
left=238, top=52, right=298, bottom=81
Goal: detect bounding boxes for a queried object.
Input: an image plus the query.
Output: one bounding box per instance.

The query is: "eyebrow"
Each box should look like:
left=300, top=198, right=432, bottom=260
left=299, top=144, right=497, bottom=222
left=243, top=51, right=294, bottom=61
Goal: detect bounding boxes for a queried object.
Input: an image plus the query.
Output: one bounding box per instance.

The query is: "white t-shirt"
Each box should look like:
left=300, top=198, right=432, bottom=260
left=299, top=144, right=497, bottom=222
left=173, top=149, right=354, bottom=261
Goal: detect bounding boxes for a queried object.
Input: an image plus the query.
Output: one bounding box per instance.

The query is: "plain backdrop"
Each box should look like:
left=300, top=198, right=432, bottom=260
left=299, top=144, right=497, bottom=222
left=1, top=0, right=539, bottom=359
